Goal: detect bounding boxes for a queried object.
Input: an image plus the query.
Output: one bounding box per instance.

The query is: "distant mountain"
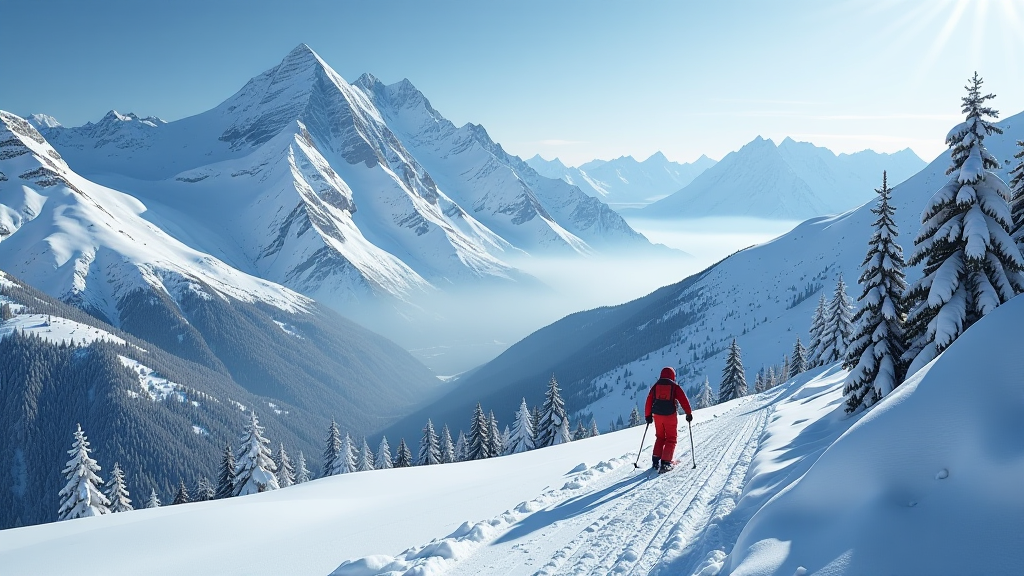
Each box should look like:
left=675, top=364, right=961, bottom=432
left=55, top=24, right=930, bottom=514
left=526, top=152, right=716, bottom=208
left=639, top=136, right=926, bottom=219
left=33, top=45, right=658, bottom=314
left=384, top=109, right=1022, bottom=444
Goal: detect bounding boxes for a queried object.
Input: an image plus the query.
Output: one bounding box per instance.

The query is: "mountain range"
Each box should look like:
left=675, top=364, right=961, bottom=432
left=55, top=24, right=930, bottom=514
left=637, top=136, right=926, bottom=220
left=526, top=152, right=717, bottom=208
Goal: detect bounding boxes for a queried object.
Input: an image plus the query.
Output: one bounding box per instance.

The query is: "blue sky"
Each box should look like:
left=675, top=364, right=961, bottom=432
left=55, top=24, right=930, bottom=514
left=2, top=0, right=1022, bottom=165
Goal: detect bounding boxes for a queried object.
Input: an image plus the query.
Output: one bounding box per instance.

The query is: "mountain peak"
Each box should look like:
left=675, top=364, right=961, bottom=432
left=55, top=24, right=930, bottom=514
left=642, top=151, right=668, bottom=164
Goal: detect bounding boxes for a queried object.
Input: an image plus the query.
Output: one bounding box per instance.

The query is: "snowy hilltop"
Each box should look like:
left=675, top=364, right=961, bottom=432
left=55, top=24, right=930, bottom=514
left=31, top=44, right=660, bottom=313
left=526, top=152, right=717, bottom=208
left=638, top=136, right=925, bottom=220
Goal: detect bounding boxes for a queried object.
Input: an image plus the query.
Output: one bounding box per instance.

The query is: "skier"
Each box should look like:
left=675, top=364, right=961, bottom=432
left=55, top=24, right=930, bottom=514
left=644, top=367, right=692, bottom=474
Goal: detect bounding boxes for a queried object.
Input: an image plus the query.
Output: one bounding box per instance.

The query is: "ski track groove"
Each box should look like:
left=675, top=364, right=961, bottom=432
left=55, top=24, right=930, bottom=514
left=442, top=395, right=771, bottom=576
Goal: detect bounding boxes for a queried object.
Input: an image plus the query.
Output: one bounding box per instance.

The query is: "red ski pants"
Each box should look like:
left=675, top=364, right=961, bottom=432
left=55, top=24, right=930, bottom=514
left=652, top=414, right=678, bottom=463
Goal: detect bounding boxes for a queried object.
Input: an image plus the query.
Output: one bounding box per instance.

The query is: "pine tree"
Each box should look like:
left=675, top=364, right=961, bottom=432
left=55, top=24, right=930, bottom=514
left=0, top=302, right=12, bottom=321
left=467, top=403, right=490, bottom=460
left=508, top=399, right=536, bottom=454
left=817, top=277, right=855, bottom=365
left=275, top=443, right=295, bottom=487
left=146, top=489, right=161, bottom=509
left=530, top=406, right=542, bottom=443
left=573, top=420, right=589, bottom=440
left=334, top=433, right=357, bottom=474
left=806, top=294, right=828, bottom=367
left=417, top=419, right=442, bottom=466
left=767, top=366, right=777, bottom=389
left=104, top=462, right=133, bottom=513
left=393, top=439, right=413, bottom=468
left=375, top=436, right=393, bottom=470
left=905, top=73, right=1024, bottom=375
left=719, top=339, right=747, bottom=403
left=589, top=417, right=600, bottom=437
left=501, top=425, right=512, bottom=454
left=616, top=414, right=625, bottom=430
left=172, top=480, right=190, bottom=505
left=439, top=424, right=456, bottom=464
left=754, top=368, right=765, bottom=393
left=628, top=406, right=642, bottom=427
left=487, top=411, right=503, bottom=458
left=295, top=451, right=311, bottom=483
left=791, top=337, right=807, bottom=376
left=537, top=375, right=567, bottom=448
left=322, top=419, right=342, bottom=477
left=193, top=476, right=215, bottom=502
left=781, top=355, right=791, bottom=382
left=358, top=438, right=374, bottom=472
left=215, top=443, right=235, bottom=500
left=1011, top=140, right=1024, bottom=247
left=454, top=431, right=467, bottom=462
left=554, top=415, right=573, bottom=445
left=608, top=419, right=617, bottom=433
left=843, top=172, right=909, bottom=413
left=57, top=424, right=110, bottom=521
left=694, top=376, right=715, bottom=409
left=232, top=412, right=279, bottom=496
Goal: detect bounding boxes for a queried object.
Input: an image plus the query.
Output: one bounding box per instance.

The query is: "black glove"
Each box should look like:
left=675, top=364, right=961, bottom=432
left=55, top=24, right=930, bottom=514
left=685, top=413, right=693, bottom=422
left=645, top=416, right=653, bottom=424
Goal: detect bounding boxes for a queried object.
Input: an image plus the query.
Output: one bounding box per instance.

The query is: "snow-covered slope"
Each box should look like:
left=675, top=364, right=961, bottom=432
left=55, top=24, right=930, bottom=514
left=526, top=152, right=717, bottom=208
left=4, top=320, right=1017, bottom=576
left=640, top=136, right=925, bottom=220
left=0, top=110, right=310, bottom=322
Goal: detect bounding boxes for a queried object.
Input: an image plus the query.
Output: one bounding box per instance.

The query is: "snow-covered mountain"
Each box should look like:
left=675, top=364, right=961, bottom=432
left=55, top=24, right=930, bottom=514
left=526, top=152, right=716, bottom=208
left=638, top=136, right=925, bottom=219
left=384, top=109, right=1020, bottom=443
left=31, top=45, right=657, bottom=312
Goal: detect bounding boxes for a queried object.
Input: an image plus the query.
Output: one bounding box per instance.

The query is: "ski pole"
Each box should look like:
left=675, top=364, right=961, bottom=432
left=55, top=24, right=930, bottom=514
left=687, top=419, right=696, bottom=469
left=632, top=422, right=651, bottom=469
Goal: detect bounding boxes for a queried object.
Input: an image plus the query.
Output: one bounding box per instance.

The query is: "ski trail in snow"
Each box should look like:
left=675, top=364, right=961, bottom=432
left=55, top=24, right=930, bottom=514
left=441, top=393, right=774, bottom=576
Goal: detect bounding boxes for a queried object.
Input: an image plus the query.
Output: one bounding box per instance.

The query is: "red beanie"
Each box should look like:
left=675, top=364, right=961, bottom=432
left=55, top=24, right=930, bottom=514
left=660, top=367, right=676, bottom=381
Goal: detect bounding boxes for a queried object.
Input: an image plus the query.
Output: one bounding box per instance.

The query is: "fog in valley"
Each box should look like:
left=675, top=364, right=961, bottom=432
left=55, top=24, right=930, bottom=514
left=362, top=217, right=802, bottom=375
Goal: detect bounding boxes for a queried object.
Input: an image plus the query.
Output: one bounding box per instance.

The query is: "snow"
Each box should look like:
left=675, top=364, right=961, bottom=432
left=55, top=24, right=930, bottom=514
left=0, top=313, right=126, bottom=347
left=118, top=356, right=181, bottom=402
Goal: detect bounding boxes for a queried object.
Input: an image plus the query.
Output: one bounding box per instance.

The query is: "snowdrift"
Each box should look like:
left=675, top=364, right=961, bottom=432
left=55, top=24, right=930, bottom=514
left=724, top=295, right=1024, bottom=576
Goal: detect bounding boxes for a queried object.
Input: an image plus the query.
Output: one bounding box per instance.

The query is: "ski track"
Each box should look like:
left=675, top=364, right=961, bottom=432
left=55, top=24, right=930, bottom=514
left=443, top=393, right=774, bottom=576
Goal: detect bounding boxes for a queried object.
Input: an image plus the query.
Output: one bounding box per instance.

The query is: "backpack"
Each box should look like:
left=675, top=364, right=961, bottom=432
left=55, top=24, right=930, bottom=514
left=650, top=381, right=677, bottom=416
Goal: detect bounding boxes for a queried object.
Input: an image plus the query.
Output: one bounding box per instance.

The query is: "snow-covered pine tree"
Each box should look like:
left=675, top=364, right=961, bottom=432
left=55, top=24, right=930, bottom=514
left=843, top=172, right=909, bottom=413
left=417, top=419, right=442, bottom=466
left=172, top=480, right=190, bottom=505
left=295, top=452, right=311, bottom=483
left=375, top=437, right=393, bottom=470
left=453, top=431, right=467, bottom=463
left=334, top=433, right=357, bottom=474
left=817, top=276, right=855, bottom=365
left=694, top=376, right=715, bottom=409
left=194, top=476, right=215, bottom=502
left=358, top=438, right=374, bottom=472
left=487, top=411, right=503, bottom=458
left=589, top=417, right=600, bottom=437
left=439, top=424, right=456, bottom=464
left=275, top=443, right=295, bottom=488
left=719, top=339, right=747, bottom=403
left=806, top=294, right=828, bottom=367
left=554, top=415, right=573, bottom=446
left=146, top=489, right=161, bottom=508
left=530, top=406, right=542, bottom=443
left=393, top=439, right=413, bottom=468
left=467, top=403, right=490, bottom=460
left=781, top=355, right=791, bottom=382
left=1009, top=140, right=1024, bottom=248
left=791, top=337, right=807, bottom=376
left=754, top=368, right=765, bottom=393
left=905, top=73, right=1024, bottom=375
left=767, top=366, right=777, bottom=389
left=508, top=398, right=537, bottom=454
left=537, top=374, right=567, bottom=448
left=322, top=419, right=342, bottom=477
left=57, top=424, right=110, bottom=521
left=104, top=462, right=133, bottom=513
left=628, top=406, right=642, bottom=427
left=573, top=420, right=589, bottom=440
left=215, top=442, right=235, bottom=500
left=232, top=412, right=279, bottom=496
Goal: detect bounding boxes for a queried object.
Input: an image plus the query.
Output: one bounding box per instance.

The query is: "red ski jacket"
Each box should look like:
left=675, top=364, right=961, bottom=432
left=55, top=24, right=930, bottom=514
left=645, top=378, right=692, bottom=419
